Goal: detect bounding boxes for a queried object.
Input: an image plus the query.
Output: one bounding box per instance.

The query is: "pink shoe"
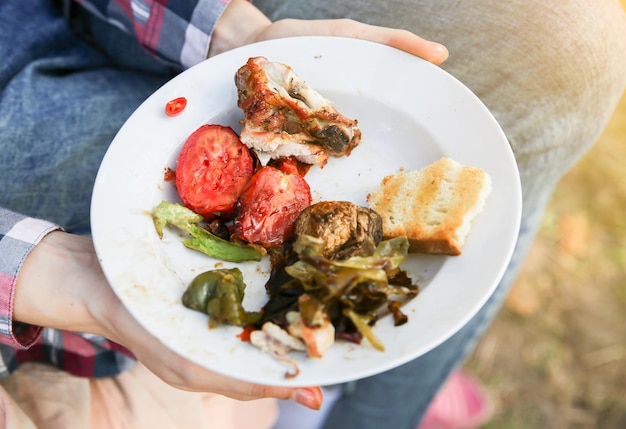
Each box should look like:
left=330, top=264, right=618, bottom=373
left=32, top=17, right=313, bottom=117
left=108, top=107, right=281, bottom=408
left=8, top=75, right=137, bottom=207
left=417, top=372, right=494, bottom=429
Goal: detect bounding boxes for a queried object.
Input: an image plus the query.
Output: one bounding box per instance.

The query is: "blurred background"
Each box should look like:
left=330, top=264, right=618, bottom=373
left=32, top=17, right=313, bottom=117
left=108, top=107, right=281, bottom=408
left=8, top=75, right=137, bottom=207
left=462, top=5, right=626, bottom=427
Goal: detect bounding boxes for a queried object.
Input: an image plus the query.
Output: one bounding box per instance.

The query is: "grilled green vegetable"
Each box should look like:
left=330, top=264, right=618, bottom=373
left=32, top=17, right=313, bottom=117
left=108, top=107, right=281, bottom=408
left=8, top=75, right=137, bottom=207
left=182, top=268, right=260, bottom=328
left=152, top=201, right=266, bottom=262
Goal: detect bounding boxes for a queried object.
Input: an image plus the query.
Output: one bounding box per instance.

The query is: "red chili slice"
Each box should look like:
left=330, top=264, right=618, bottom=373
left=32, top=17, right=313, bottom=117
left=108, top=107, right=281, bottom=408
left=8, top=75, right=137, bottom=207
left=176, top=124, right=255, bottom=219
left=234, top=166, right=312, bottom=247
left=165, top=97, right=187, bottom=116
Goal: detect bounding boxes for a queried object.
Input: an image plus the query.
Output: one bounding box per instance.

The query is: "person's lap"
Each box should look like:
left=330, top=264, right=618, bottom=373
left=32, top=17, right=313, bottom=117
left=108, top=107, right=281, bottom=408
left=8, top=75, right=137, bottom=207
left=1, top=1, right=625, bottom=428
left=0, top=361, right=277, bottom=429
left=254, top=1, right=626, bottom=428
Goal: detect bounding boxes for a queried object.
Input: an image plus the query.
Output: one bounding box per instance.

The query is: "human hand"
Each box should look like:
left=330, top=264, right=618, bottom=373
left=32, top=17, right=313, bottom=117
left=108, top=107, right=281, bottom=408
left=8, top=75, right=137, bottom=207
left=209, top=0, right=448, bottom=65
left=13, top=231, right=322, bottom=409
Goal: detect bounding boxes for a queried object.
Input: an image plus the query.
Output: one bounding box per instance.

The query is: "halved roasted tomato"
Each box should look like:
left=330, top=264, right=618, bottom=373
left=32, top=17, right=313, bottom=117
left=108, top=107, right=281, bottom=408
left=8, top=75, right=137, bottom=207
left=233, top=166, right=311, bottom=247
left=176, top=124, right=255, bottom=219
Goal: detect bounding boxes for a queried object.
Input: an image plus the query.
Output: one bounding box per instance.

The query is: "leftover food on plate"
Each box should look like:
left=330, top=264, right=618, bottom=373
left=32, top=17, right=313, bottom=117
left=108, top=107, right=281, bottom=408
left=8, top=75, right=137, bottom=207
left=151, top=57, right=491, bottom=378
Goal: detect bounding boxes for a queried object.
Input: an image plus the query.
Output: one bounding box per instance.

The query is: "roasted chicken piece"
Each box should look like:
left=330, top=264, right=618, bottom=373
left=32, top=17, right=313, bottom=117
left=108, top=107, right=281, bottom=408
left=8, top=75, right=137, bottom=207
left=235, top=57, right=362, bottom=167
left=293, top=201, right=383, bottom=260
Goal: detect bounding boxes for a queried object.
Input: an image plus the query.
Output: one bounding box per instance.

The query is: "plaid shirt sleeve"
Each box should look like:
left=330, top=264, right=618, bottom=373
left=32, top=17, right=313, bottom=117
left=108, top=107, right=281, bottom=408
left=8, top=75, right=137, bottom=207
left=75, top=0, right=232, bottom=68
left=0, top=208, right=58, bottom=349
left=0, top=208, right=137, bottom=378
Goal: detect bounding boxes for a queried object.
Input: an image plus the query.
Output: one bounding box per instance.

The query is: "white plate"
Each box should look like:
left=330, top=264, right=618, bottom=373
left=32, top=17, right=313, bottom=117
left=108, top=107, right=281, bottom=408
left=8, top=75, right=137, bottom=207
left=91, top=36, right=521, bottom=387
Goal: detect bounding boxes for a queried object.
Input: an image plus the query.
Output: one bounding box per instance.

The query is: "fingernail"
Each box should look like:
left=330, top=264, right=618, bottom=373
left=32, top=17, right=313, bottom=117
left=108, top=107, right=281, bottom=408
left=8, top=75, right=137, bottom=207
left=291, top=387, right=323, bottom=410
left=432, top=43, right=449, bottom=64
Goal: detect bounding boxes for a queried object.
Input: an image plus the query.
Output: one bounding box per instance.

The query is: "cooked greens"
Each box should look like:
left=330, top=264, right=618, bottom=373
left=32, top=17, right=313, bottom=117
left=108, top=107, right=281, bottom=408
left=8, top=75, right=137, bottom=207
left=152, top=201, right=266, bottom=262
left=259, top=234, right=419, bottom=351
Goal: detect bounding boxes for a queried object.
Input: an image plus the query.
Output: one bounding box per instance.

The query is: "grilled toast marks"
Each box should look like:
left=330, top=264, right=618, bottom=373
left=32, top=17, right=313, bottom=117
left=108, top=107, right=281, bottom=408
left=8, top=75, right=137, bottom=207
left=367, top=157, right=492, bottom=256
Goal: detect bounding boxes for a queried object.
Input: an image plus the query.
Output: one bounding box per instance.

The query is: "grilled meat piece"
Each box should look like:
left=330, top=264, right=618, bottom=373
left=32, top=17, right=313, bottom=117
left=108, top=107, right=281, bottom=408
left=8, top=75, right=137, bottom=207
left=293, top=201, right=383, bottom=260
left=235, top=57, right=362, bottom=167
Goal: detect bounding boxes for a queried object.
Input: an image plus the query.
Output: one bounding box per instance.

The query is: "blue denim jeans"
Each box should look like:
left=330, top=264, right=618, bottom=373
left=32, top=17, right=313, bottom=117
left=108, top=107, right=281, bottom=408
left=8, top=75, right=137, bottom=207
left=0, top=0, right=174, bottom=234
left=2, top=1, right=625, bottom=429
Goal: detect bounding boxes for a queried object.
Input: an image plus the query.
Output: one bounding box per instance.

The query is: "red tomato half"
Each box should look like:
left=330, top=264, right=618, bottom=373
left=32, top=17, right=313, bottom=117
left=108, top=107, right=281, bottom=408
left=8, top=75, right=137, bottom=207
left=234, top=166, right=312, bottom=247
left=176, top=124, right=255, bottom=219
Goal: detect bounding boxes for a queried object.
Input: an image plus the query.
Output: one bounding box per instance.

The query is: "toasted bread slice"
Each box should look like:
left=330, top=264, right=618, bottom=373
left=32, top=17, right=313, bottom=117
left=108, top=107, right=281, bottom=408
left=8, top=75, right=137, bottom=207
left=367, top=157, right=491, bottom=255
